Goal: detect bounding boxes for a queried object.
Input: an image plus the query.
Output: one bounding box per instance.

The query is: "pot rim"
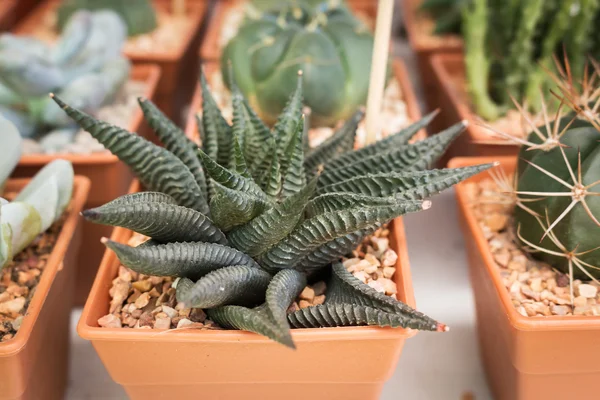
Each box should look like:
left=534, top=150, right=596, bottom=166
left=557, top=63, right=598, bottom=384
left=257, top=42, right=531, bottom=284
left=17, top=64, right=161, bottom=167
left=451, top=155, right=600, bottom=330
left=78, top=180, right=420, bottom=343
left=0, top=175, right=91, bottom=357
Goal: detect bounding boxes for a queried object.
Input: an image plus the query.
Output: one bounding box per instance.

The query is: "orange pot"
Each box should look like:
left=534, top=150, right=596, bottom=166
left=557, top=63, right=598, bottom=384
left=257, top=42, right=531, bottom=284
left=11, top=64, right=161, bottom=306
left=78, top=179, right=418, bottom=400
left=0, top=176, right=90, bottom=400
left=15, top=0, right=208, bottom=124
left=200, top=0, right=378, bottom=62
left=430, top=54, right=519, bottom=159
left=400, top=0, right=463, bottom=121
left=185, top=59, right=426, bottom=142
left=0, top=0, right=16, bottom=31
left=451, top=156, right=600, bottom=400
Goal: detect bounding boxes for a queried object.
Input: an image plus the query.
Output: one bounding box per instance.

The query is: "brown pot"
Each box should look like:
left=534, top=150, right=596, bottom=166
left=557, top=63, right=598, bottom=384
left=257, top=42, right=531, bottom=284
left=11, top=64, right=161, bottom=306
left=430, top=54, right=519, bottom=160
left=451, top=155, right=600, bottom=400
left=14, top=0, right=208, bottom=124
left=200, top=0, right=378, bottom=62
left=0, top=0, right=16, bottom=31
left=78, top=178, right=418, bottom=400
left=185, top=59, right=426, bottom=142
left=400, top=0, right=463, bottom=120
left=0, top=176, right=90, bottom=400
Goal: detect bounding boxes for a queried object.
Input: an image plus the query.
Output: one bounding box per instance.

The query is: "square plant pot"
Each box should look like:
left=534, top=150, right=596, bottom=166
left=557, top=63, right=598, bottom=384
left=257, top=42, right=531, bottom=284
left=11, top=64, right=161, bottom=306
left=14, top=0, right=208, bottom=124
left=185, top=59, right=427, bottom=143
left=400, top=0, right=463, bottom=121
left=451, top=156, right=600, bottom=400
left=78, top=182, right=419, bottom=400
left=430, top=54, right=520, bottom=159
left=0, top=176, right=90, bottom=400
left=200, top=0, right=379, bottom=62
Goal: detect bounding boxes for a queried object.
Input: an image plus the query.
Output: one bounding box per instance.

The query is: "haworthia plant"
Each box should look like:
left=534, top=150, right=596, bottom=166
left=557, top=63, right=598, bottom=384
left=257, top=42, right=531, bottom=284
left=55, top=67, right=492, bottom=347
left=1, top=159, right=74, bottom=268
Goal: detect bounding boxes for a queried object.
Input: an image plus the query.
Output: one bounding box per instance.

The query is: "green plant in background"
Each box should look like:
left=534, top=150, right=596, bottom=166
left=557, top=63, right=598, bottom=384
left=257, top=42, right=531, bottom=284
left=52, top=68, right=492, bottom=347
left=0, top=10, right=130, bottom=143
left=419, top=0, right=466, bottom=35
left=221, top=0, right=381, bottom=127
left=56, top=0, right=158, bottom=37
left=0, top=117, right=74, bottom=268
left=0, top=115, right=22, bottom=192
left=462, top=0, right=600, bottom=121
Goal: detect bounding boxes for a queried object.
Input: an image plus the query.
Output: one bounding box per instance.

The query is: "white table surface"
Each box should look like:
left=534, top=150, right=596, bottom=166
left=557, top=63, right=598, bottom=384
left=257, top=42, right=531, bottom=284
left=64, top=37, right=493, bottom=399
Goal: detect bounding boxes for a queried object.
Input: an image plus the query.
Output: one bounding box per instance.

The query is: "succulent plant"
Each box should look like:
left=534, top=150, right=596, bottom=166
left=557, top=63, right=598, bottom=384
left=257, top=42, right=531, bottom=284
left=0, top=10, right=130, bottom=141
left=221, top=0, right=381, bottom=127
left=462, top=0, right=599, bottom=120
left=56, top=0, right=158, bottom=37
left=0, top=116, right=22, bottom=192
left=52, top=68, right=491, bottom=347
left=419, top=0, right=466, bottom=35
left=0, top=154, right=74, bottom=268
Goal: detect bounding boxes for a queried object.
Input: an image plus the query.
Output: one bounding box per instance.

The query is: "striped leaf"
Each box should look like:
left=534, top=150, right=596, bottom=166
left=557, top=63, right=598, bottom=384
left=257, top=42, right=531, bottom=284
left=227, top=179, right=316, bottom=256
left=306, top=193, right=416, bottom=216
left=138, top=98, right=208, bottom=198
left=264, top=151, right=282, bottom=199
left=273, top=72, right=303, bottom=157
left=209, top=182, right=270, bottom=231
left=83, top=202, right=227, bottom=245
left=207, top=305, right=296, bottom=348
left=229, top=132, right=251, bottom=178
left=51, top=95, right=208, bottom=214
left=304, top=109, right=363, bottom=173
left=102, top=239, right=259, bottom=280
left=281, top=118, right=306, bottom=199
left=264, top=269, right=306, bottom=342
left=316, top=165, right=493, bottom=199
left=102, top=191, right=177, bottom=206
left=200, top=70, right=232, bottom=165
left=260, top=202, right=426, bottom=273
left=318, top=121, right=466, bottom=186
left=175, top=265, right=272, bottom=308
left=324, top=110, right=439, bottom=170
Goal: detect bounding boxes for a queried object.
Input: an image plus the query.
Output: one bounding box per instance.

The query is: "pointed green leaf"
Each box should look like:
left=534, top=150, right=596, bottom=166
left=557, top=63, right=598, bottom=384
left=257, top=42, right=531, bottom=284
left=260, top=202, right=426, bottom=273
left=281, top=118, right=306, bottom=199
left=227, top=179, right=317, bottom=257
left=264, top=151, right=282, bottom=199
left=249, top=136, right=277, bottom=181
left=273, top=72, right=303, bottom=157
left=102, top=191, right=177, bottom=206
left=175, top=265, right=272, bottom=308
left=200, top=70, right=232, bottom=165
left=138, top=98, right=208, bottom=198
left=325, top=111, right=439, bottom=170
left=102, top=239, right=259, bottom=280
left=316, top=165, right=493, bottom=199
left=83, top=202, right=227, bottom=245
left=51, top=95, right=208, bottom=214
left=264, top=269, right=306, bottom=341
left=304, top=109, right=363, bottom=174
left=209, top=182, right=270, bottom=231
left=229, top=132, right=251, bottom=178
left=318, top=121, right=466, bottom=186
left=306, top=193, right=419, bottom=217
left=207, top=305, right=296, bottom=348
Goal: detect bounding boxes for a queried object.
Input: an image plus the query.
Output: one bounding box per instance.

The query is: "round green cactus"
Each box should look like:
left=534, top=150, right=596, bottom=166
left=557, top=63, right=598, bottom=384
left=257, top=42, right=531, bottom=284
left=513, top=112, right=600, bottom=280
left=221, top=0, right=377, bottom=127
left=56, top=0, right=158, bottom=37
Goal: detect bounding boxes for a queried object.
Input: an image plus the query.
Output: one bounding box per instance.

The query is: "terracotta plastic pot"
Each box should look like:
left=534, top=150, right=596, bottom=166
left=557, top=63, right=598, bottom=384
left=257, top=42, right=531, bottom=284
left=0, top=176, right=90, bottom=400
left=78, top=179, right=418, bottom=400
left=400, top=0, right=463, bottom=120
left=0, top=0, right=16, bottom=31
left=200, top=0, right=378, bottom=62
left=185, top=59, right=427, bottom=142
left=11, top=64, right=160, bottom=306
left=15, top=0, right=207, bottom=124
left=451, top=156, right=600, bottom=400
left=430, top=54, right=519, bottom=159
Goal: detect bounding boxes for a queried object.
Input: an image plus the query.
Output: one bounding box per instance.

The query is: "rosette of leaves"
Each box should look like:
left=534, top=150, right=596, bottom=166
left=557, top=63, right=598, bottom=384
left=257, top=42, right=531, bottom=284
left=0, top=10, right=129, bottom=139
left=51, top=69, right=491, bottom=348
left=221, top=0, right=380, bottom=127
left=56, top=0, right=158, bottom=37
